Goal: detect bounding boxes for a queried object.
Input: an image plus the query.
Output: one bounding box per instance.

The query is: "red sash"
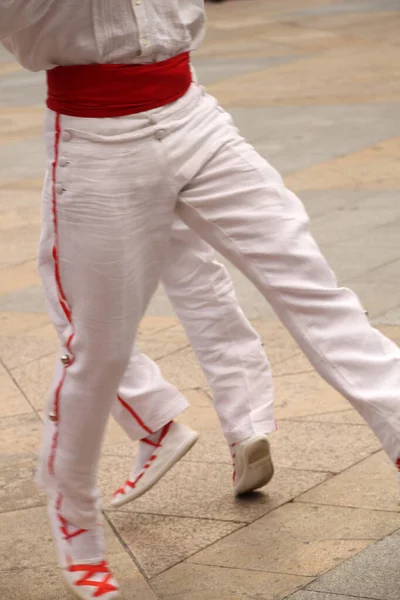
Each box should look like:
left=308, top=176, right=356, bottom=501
left=46, top=53, right=192, bottom=118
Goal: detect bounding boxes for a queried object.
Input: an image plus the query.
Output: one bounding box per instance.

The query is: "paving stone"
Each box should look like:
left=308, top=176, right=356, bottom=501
left=208, top=42, right=400, bottom=107
left=0, top=506, right=122, bottom=571
left=0, top=366, right=33, bottom=417
left=0, top=284, right=47, bottom=313
left=102, top=455, right=329, bottom=523
left=11, top=353, right=54, bottom=411
left=0, top=260, right=40, bottom=295
left=0, top=226, right=41, bottom=268
left=308, top=533, right=400, bottom=600
left=273, top=371, right=349, bottom=420
left=0, top=334, right=57, bottom=370
left=232, top=103, right=400, bottom=171
left=152, top=563, right=312, bottom=600
left=0, top=413, right=41, bottom=456
left=296, top=451, right=400, bottom=512
left=189, top=502, right=400, bottom=577
left=138, top=330, right=190, bottom=361
left=341, top=282, right=400, bottom=320
left=107, top=511, right=241, bottom=577
left=0, top=507, right=156, bottom=599
left=287, top=592, right=364, bottom=600
left=0, top=312, right=49, bottom=336
left=0, top=554, right=158, bottom=600
left=155, top=347, right=208, bottom=391
left=377, top=307, right=400, bottom=326
left=271, top=420, right=381, bottom=473
left=295, top=409, right=365, bottom=425
left=0, top=454, right=44, bottom=514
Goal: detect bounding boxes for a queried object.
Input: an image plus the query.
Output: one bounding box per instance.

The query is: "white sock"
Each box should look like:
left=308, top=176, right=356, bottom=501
left=49, top=494, right=104, bottom=564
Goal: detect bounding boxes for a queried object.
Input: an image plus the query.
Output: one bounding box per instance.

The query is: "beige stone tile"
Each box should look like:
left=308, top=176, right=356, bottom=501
left=0, top=335, right=57, bottom=370
left=11, top=354, right=54, bottom=410
left=208, top=43, right=400, bottom=107
left=177, top=390, right=221, bottom=431
left=272, top=351, right=314, bottom=376
left=252, top=320, right=300, bottom=361
left=0, top=62, right=23, bottom=75
left=0, top=312, right=50, bottom=336
left=180, top=428, right=228, bottom=464
left=102, top=416, right=137, bottom=456
left=102, top=455, right=328, bottom=523
left=375, top=324, right=400, bottom=346
left=285, top=137, right=400, bottom=192
left=0, top=554, right=158, bottom=600
left=0, top=188, right=41, bottom=212
left=152, top=563, right=312, bottom=600
left=138, top=316, right=178, bottom=336
left=0, top=368, right=33, bottom=417
left=138, top=330, right=189, bottom=361
left=0, top=505, right=127, bottom=570
left=0, top=260, right=40, bottom=293
left=0, top=413, right=41, bottom=455
left=107, top=511, right=241, bottom=577
left=0, top=107, right=43, bottom=137
left=0, top=179, right=43, bottom=191
left=190, top=502, right=400, bottom=577
left=0, top=454, right=45, bottom=514
left=296, top=451, right=400, bottom=512
left=343, top=283, right=400, bottom=319
left=271, top=420, right=381, bottom=473
left=273, top=371, right=349, bottom=420
left=0, top=565, right=74, bottom=600
left=156, top=347, right=208, bottom=391
left=0, top=223, right=41, bottom=267
left=296, top=409, right=366, bottom=425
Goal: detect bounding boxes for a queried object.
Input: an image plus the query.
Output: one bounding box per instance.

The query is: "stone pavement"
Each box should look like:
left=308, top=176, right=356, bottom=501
left=1, top=1, right=400, bottom=598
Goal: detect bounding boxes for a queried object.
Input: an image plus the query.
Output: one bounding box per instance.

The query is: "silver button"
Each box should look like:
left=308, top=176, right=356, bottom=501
left=48, top=412, right=58, bottom=423
left=135, top=0, right=142, bottom=4
left=61, top=354, right=71, bottom=366
left=142, top=38, right=149, bottom=46
left=58, top=157, right=68, bottom=167
left=62, top=131, right=72, bottom=142
left=155, top=130, right=166, bottom=140
left=55, top=183, right=63, bottom=194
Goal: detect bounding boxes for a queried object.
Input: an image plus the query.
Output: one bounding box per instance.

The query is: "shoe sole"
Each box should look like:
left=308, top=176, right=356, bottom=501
left=111, top=431, right=199, bottom=508
left=235, top=436, right=274, bottom=496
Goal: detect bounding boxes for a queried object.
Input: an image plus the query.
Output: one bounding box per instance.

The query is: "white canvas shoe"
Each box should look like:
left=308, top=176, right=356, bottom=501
left=112, top=421, right=199, bottom=508
left=48, top=494, right=120, bottom=600
left=232, top=434, right=274, bottom=495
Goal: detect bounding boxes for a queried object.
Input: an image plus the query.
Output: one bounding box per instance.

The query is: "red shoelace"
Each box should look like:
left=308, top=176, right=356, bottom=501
left=113, top=421, right=172, bottom=497
left=56, top=495, right=118, bottom=597
left=67, top=561, right=118, bottom=598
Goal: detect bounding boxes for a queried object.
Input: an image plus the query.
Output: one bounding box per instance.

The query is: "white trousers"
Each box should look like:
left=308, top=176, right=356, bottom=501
left=38, top=84, right=400, bottom=528
left=39, top=207, right=275, bottom=441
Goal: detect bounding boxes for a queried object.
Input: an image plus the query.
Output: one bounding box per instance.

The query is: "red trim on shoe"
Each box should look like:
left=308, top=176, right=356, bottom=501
left=68, top=562, right=119, bottom=597
left=113, top=422, right=173, bottom=498
left=56, top=495, right=118, bottom=597
left=117, top=395, right=153, bottom=435
left=396, top=458, right=400, bottom=471
left=48, top=114, right=75, bottom=477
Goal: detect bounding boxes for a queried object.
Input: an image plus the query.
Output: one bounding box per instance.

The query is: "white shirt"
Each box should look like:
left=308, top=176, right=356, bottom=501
left=0, top=0, right=205, bottom=71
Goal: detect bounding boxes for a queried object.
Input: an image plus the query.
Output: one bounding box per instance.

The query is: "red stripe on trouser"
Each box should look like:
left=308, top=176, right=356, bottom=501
left=48, top=112, right=74, bottom=476
left=117, top=395, right=153, bottom=435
